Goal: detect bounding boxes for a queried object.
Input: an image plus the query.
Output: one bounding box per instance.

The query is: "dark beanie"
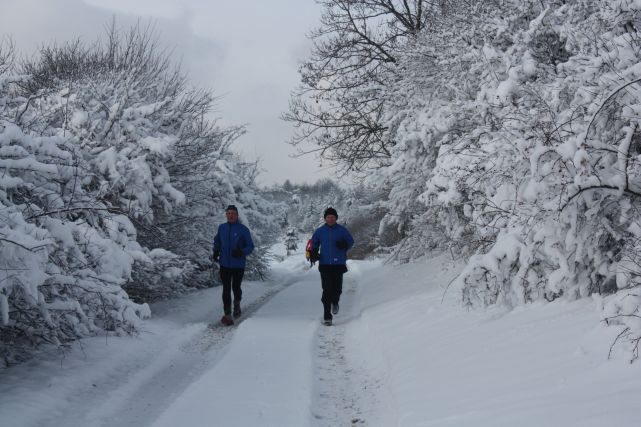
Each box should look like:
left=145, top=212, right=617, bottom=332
left=226, top=204, right=238, bottom=212
left=324, top=207, right=338, bottom=218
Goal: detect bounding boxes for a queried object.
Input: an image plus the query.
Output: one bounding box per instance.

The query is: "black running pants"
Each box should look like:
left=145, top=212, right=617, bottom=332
left=319, top=265, right=345, bottom=320
left=219, top=267, right=244, bottom=315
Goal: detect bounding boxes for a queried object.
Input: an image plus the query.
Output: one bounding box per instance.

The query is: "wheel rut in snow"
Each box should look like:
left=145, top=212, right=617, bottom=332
left=185, top=280, right=291, bottom=352
left=311, top=277, right=379, bottom=427
left=40, top=280, right=295, bottom=427
left=112, top=280, right=295, bottom=427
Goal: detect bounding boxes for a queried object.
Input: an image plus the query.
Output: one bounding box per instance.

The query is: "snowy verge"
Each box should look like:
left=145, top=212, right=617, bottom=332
left=348, top=255, right=641, bottom=427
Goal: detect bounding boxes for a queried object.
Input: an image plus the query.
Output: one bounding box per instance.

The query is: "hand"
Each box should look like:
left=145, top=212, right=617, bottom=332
left=232, top=249, right=244, bottom=258
left=212, top=250, right=220, bottom=262
left=336, top=239, right=348, bottom=249
left=309, top=249, right=319, bottom=262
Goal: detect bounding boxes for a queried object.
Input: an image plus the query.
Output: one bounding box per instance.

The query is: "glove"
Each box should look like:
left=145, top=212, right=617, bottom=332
left=336, top=239, right=348, bottom=250
left=231, top=249, right=244, bottom=258
left=212, top=250, right=220, bottom=262
left=309, top=249, right=319, bottom=262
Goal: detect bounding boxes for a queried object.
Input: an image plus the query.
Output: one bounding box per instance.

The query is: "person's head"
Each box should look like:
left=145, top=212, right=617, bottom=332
left=324, top=207, right=338, bottom=226
left=225, top=204, right=239, bottom=223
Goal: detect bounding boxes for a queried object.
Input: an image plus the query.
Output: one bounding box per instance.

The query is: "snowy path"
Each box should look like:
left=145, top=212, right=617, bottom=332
left=0, top=261, right=306, bottom=427
left=311, top=273, right=378, bottom=426
left=3, top=253, right=641, bottom=427
left=151, top=262, right=381, bottom=427
left=86, top=277, right=294, bottom=427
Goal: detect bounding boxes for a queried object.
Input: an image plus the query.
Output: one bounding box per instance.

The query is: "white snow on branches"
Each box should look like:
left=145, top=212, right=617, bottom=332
left=366, top=0, right=641, bottom=358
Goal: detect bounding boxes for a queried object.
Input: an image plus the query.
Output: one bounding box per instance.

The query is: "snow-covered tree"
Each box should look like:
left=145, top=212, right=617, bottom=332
left=293, top=0, right=641, bottom=358
left=373, top=0, right=641, bottom=356
left=284, top=227, right=299, bottom=256
left=0, top=32, right=154, bottom=364
left=0, top=23, right=279, bottom=365
left=284, top=0, right=433, bottom=174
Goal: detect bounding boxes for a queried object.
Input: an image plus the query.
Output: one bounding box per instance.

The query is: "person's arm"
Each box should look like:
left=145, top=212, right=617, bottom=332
left=212, top=225, right=221, bottom=261
left=243, top=227, right=255, bottom=256
left=344, top=228, right=355, bottom=250
left=213, top=226, right=221, bottom=251
left=309, top=229, right=321, bottom=262
left=311, top=228, right=321, bottom=252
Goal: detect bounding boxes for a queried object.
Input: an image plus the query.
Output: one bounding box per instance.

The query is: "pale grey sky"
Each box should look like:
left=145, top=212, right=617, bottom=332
left=0, top=0, right=332, bottom=185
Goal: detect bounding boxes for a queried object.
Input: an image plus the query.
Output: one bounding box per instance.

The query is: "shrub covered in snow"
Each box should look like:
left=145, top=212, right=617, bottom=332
left=284, top=227, right=299, bottom=256
left=377, top=0, right=641, bottom=356
left=0, top=25, right=278, bottom=365
left=291, top=0, right=641, bottom=358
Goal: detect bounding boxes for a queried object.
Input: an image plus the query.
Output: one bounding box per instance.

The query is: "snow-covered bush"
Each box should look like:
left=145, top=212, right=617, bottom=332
left=604, top=290, right=641, bottom=362
left=371, top=0, right=641, bottom=311
left=0, top=24, right=279, bottom=365
left=291, top=0, right=641, bottom=355
left=288, top=0, right=641, bottom=359
left=0, top=115, right=151, bottom=365
left=284, top=227, right=299, bottom=256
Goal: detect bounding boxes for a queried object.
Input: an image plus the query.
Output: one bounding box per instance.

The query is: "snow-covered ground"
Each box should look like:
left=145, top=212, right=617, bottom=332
left=2, top=247, right=640, bottom=427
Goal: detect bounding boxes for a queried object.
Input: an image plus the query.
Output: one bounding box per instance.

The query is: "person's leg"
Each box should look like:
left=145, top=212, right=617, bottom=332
left=319, top=268, right=333, bottom=320
left=329, top=268, right=343, bottom=314
left=219, top=267, right=233, bottom=316
left=334, top=269, right=344, bottom=304
left=231, top=268, right=244, bottom=316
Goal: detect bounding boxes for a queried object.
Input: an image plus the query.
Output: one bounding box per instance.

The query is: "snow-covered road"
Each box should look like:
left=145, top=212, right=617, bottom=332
left=2, top=252, right=641, bottom=427
left=151, top=258, right=382, bottom=427
left=0, top=256, right=310, bottom=427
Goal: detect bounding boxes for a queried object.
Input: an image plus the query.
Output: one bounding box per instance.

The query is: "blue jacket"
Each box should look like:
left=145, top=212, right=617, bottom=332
left=311, top=223, right=354, bottom=266
left=213, top=221, right=254, bottom=269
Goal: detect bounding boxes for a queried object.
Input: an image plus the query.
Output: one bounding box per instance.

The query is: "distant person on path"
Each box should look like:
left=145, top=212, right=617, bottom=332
left=309, top=207, right=354, bottom=326
left=212, top=205, right=254, bottom=326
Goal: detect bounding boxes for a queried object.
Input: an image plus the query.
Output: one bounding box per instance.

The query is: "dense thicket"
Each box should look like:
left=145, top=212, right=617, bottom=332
left=0, top=25, right=277, bottom=366
left=290, top=0, right=641, bottom=359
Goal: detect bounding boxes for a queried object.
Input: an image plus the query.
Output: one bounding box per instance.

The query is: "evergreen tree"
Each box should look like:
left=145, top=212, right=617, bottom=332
left=285, top=227, right=299, bottom=256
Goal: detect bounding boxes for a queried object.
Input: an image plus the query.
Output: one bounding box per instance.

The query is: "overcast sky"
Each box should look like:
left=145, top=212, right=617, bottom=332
left=0, top=0, right=332, bottom=185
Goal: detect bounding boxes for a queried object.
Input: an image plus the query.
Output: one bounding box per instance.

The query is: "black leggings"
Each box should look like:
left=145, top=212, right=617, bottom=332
left=219, top=267, right=244, bottom=315
left=319, top=265, right=345, bottom=320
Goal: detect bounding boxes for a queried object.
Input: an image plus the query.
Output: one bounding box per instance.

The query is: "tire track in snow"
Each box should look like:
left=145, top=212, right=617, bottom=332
left=311, top=276, right=380, bottom=427
left=107, top=279, right=298, bottom=427
left=29, top=279, right=298, bottom=427
left=183, top=280, right=292, bottom=353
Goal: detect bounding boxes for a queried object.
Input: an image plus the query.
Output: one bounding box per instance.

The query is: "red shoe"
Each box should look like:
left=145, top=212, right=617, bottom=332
left=221, top=315, right=234, bottom=326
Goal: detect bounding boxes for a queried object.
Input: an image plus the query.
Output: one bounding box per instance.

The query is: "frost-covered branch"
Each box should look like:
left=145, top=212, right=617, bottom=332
left=284, top=0, right=436, bottom=173
left=560, top=185, right=641, bottom=211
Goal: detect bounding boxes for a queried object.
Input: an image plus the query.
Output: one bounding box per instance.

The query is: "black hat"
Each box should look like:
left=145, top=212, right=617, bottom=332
left=324, top=207, right=338, bottom=218
left=226, top=204, right=238, bottom=212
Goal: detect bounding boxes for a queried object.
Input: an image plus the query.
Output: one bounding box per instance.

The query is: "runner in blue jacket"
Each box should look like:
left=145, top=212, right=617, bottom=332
left=212, top=205, right=254, bottom=325
left=310, top=207, right=354, bottom=325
